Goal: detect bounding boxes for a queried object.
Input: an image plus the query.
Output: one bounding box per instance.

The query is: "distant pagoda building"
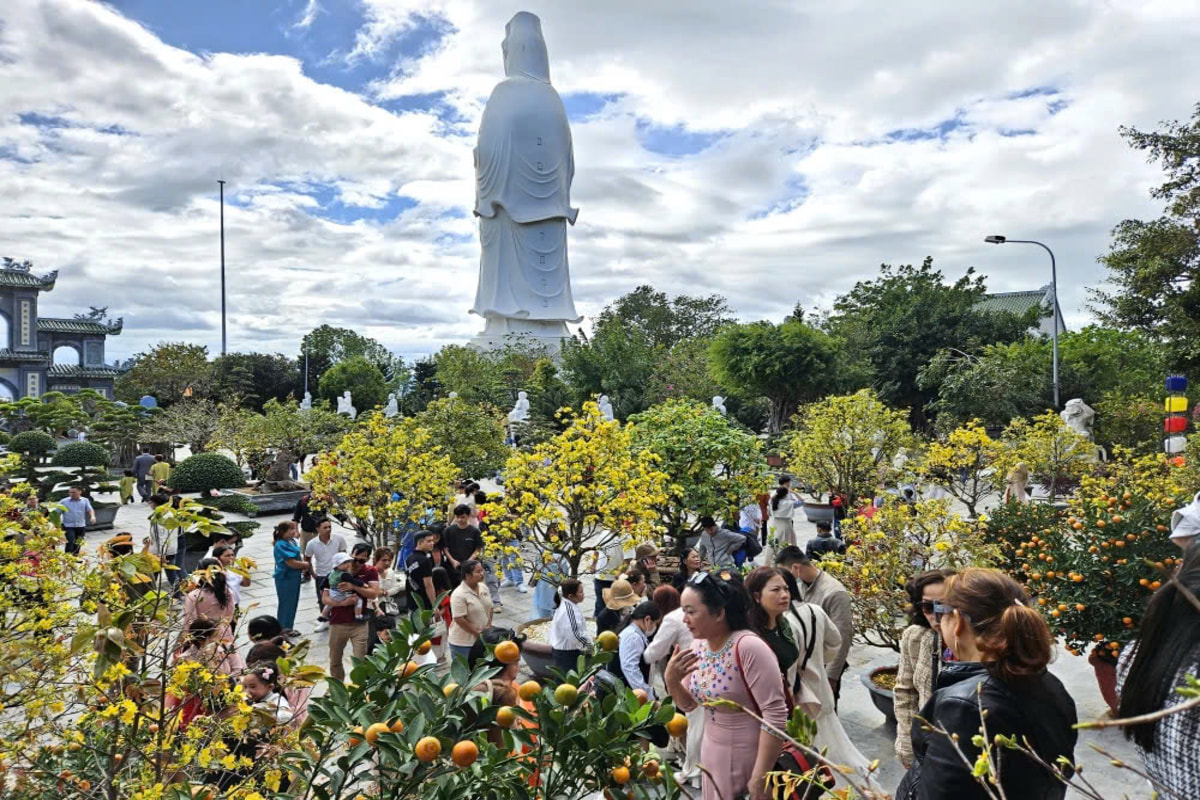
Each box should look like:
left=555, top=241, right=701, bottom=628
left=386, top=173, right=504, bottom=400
left=0, top=259, right=123, bottom=400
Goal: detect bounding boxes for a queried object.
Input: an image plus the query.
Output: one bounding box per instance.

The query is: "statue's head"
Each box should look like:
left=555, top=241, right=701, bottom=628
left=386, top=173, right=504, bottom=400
left=518, top=391, right=528, bottom=400
left=502, top=11, right=550, bottom=82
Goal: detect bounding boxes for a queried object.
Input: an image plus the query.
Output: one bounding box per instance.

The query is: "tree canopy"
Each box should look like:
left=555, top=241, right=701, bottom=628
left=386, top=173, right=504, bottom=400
left=318, top=355, right=388, bottom=412
left=115, top=342, right=211, bottom=405
left=210, top=352, right=300, bottom=410
left=300, top=325, right=404, bottom=390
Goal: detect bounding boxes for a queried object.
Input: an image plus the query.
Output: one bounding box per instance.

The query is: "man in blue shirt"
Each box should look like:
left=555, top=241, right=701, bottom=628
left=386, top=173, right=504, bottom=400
left=60, top=485, right=96, bottom=554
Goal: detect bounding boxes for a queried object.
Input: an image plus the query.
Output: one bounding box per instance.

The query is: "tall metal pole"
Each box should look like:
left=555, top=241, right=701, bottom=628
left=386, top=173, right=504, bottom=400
left=218, top=179, right=227, bottom=356
left=984, top=236, right=1059, bottom=408
left=303, top=343, right=308, bottom=396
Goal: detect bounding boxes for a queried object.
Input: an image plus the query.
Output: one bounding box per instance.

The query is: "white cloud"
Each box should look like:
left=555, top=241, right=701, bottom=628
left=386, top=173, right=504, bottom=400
left=1, top=0, right=1198, bottom=364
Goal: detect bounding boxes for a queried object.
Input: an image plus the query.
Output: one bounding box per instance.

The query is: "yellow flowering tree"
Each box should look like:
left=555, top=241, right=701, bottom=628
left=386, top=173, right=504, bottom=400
left=821, top=499, right=1000, bottom=651
left=916, top=419, right=1003, bottom=518
left=307, top=412, right=458, bottom=549
left=998, top=410, right=1095, bottom=501
left=785, top=389, right=913, bottom=507
left=484, top=402, right=668, bottom=579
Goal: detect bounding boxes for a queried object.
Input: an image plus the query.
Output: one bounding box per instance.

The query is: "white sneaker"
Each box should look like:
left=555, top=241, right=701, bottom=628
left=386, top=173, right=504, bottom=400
left=313, top=620, right=329, bottom=632
left=516, top=584, right=528, bottom=594
left=500, top=579, right=514, bottom=588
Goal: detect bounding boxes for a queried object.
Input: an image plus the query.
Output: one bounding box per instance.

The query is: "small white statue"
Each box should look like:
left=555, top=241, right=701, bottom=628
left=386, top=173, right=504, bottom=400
left=892, top=447, right=909, bottom=472
left=383, top=392, right=399, bottom=418
left=448, top=391, right=459, bottom=400
left=337, top=391, right=357, bottom=419
left=598, top=394, right=615, bottom=421
left=1061, top=398, right=1095, bottom=441
left=300, top=391, right=312, bottom=410
left=712, top=396, right=727, bottom=415
left=508, top=390, right=531, bottom=424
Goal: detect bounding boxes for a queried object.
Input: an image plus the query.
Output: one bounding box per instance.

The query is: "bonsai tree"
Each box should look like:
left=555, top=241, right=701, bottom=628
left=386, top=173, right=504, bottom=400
left=46, top=442, right=116, bottom=501
left=169, top=452, right=246, bottom=493
left=820, top=498, right=1000, bottom=651
left=307, top=412, right=459, bottom=549
left=784, top=389, right=913, bottom=508
left=1018, top=451, right=1188, bottom=663
left=8, top=430, right=56, bottom=491
left=484, top=402, right=668, bottom=580
left=629, top=398, right=768, bottom=544
left=915, top=420, right=1004, bottom=518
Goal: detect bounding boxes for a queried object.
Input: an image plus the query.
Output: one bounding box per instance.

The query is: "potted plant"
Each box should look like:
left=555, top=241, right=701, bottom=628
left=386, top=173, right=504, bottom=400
left=820, top=498, right=1000, bottom=721
left=1017, top=451, right=1188, bottom=712
left=46, top=441, right=121, bottom=530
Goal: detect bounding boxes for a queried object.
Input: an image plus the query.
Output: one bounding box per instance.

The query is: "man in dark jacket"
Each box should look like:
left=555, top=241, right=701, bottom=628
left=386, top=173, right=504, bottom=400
left=133, top=447, right=155, bottom=501
left=805, top=521, right=846, bottom=561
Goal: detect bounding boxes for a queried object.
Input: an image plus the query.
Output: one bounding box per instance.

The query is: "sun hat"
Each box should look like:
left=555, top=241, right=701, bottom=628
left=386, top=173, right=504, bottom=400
left=602, top=578, right=640, bottom=610
left=1170, top=492, right=1200, bottom=540
left=333, top=552, right=354, bottom=567
left=635, top=543, right=659, bottom=561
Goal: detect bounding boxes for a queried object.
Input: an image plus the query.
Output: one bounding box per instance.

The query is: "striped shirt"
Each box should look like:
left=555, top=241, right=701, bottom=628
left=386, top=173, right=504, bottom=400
left=550, top=598, right=590, bottom=650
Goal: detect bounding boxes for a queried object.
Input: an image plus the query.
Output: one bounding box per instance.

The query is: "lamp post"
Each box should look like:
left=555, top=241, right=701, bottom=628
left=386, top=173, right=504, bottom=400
left=218, top=179, right=227, bottom=356
left=984, top=234, right=1059, bottom=408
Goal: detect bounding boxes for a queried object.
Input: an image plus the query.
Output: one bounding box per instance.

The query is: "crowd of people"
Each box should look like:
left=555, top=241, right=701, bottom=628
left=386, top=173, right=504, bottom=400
left=78, top=464, right=1199, bottom=800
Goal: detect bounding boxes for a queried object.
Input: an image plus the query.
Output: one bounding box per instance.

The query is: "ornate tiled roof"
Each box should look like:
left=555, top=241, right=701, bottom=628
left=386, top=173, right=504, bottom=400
left=0, top=269, right=57, bottom=290
left=976, top=285, right=1052, bottom=317
left=0, top=349, right=49, bottom=362
left=47, top=364, right=122, bottom=379
left=37, top=317, right=124, bottom=335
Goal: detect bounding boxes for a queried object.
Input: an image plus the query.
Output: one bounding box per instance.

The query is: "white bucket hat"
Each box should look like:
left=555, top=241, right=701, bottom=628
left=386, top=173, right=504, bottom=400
left=1170, top=492, right=1200, bottom=540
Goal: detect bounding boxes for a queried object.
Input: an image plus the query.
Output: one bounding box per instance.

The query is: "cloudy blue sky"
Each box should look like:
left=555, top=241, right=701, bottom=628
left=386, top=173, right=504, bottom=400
left=1, top=0, right=1198, bottom=362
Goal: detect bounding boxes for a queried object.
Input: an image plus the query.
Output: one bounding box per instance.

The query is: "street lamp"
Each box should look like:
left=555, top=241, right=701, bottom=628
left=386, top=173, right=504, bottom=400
left=218, top=179, right=228, bottom=356
left=985, top=234, right=1060, bottom=408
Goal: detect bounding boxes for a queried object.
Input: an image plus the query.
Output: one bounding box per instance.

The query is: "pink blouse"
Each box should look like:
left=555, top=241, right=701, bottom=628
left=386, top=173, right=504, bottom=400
left=183, top=588, right=236, bottom=643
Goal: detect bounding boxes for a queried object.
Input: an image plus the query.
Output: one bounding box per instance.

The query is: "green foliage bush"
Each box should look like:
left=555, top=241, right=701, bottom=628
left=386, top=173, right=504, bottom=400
left=9, top=431, right=55, bottom=458
left=169, top=453, right=245, bottom=493
left=0, top=432, right=11, bottom=446
left=51, top=441, right=111, bottom=468
left=196, top=493, right=260, bottom=517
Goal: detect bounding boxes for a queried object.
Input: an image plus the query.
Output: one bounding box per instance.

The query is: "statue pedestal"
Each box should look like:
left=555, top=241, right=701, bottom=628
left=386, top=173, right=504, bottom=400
left=468, top=316, right=573, bottom=355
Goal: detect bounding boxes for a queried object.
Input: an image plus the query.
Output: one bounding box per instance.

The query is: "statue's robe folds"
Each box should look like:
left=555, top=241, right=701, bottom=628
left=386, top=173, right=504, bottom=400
left=471, top=76, right=581, bottom=324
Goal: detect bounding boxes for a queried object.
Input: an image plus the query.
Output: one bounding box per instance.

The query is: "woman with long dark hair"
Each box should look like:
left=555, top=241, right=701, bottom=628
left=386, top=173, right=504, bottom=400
left=769, top=487, right=796, bottom=547
left=549, top=578, right=590, bottom=676
left=183, top=558, right=238, bottom=644
left=1117, top=541, right=1200, bottom=798
left=272, top=520, right=308, bottom=632
left=898, top=568, right=1077, bottom=800
left=745, top=567, right=876, bottom=791
left=895, top=569, right=955, bottom=767
left=665, top=571, right=787, bottom=800
left=671, top=547, right=702, bottom=593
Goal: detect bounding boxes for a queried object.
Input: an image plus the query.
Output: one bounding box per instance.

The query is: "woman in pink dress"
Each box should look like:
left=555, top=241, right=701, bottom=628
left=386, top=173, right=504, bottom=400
left=183, top=558, right=237, bottom=644
left=666, top=571, right=788, bottom=800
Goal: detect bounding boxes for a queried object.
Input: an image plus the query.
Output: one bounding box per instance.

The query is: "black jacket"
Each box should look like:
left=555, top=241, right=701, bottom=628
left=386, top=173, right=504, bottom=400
left=805, top=533, right=846, bottom=561
left=909, top=662, right=1077, bottom=800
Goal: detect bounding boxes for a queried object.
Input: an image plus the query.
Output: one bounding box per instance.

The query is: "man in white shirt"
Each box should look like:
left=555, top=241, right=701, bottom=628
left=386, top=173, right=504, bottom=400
left=304, top=518, right=346, bottom=632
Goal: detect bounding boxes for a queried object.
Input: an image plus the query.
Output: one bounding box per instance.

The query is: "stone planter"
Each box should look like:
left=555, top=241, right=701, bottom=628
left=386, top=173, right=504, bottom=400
left=86, top=504, right=120, bottom=532
left=802, top=502, right=835, bottom=523
left=517, top=618, right=556, bottom=680
left=222, top=488, right=307, bottom=515
left=861, top=665, right=898, bottom=724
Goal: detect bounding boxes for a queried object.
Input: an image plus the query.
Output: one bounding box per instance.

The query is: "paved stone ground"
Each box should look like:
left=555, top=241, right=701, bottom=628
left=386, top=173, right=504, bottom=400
left=82, top=489, right=1151, bottom=798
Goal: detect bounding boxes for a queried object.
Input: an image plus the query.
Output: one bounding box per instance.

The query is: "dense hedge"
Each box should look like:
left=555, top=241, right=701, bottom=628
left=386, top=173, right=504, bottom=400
left=51, top=442, right=111, bottom=468
left=197, top=493, right=260, bottom=517
left=169, top=453, right=245, bottom=493
left=9, top=431, right=55, bottom=458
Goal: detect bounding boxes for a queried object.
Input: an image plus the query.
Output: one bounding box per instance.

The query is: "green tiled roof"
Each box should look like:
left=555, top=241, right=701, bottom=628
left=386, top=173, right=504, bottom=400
left=47, top=364, right=122, bottom=379
left=0, top=349, right=49, bottom=362
left=0, top=269, right=57, bottom=289
left=37, top=317, right=124, bottom=335
left=976, top=286, right=1051, bottom=318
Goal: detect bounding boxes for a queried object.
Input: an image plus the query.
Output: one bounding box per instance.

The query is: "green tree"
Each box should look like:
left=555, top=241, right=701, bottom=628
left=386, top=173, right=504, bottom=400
left=318, top=355, right=388, bottom=412
left=708, top=318, right=837, bottom=434
left=140, top=398, right=221, bottom=455
left=114, top=342, right=211, bottom=405
left=300, top=325, right=404, bottom=389
left=827, top=258, right=1035, bottom=427
left=415, top=397, right=508, bottom=479
left=525, top=358, right=573, bottom=427
left=404, top=357, right=440, bottom=414
left=1090, top=104, right=1200, bottom=372
left=594, top=284, right=733, bottom=348
left=629, top=399, right=768, bottom=542
left=210, top=352, right=300, bottom=410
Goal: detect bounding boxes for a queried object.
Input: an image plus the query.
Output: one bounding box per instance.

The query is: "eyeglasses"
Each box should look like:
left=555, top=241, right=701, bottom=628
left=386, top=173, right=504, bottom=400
left=354, top=557, right=369, bottom=564
left=932, top=602, right=955, bottom=625
left=918, top=601, right=937, bottom=614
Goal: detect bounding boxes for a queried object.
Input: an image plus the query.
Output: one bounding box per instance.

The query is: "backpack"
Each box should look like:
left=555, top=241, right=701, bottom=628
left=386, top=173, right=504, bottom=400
left=741, top=529, right=763, bottom=559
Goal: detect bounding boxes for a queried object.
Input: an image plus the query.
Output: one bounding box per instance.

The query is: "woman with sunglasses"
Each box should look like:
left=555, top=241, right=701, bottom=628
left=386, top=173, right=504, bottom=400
left=665, top=571, right=787, bottom=800
left=894, top=569, right=955, bottom=768
left=897, top=568, right=1077, bottom=800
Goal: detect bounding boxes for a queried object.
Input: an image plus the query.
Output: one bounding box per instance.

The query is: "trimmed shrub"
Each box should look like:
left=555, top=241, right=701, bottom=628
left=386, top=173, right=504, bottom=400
left=0, top=432, right=11, bottom=446
left=169, top=453, right=245, bottom=493
left=51, top=442, right=111, bottom=468
left=9, top=431, right=55, bottom=459
left=197, top=493, right=259, bottom=517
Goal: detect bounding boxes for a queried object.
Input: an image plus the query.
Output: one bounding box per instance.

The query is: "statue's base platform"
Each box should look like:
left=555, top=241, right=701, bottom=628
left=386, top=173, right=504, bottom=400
left=468, top=317, right=574, bottom=356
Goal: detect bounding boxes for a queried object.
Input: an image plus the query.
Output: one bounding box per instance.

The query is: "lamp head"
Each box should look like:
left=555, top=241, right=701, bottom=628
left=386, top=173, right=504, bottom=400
left=984, top=235, right=1007, bottom=244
